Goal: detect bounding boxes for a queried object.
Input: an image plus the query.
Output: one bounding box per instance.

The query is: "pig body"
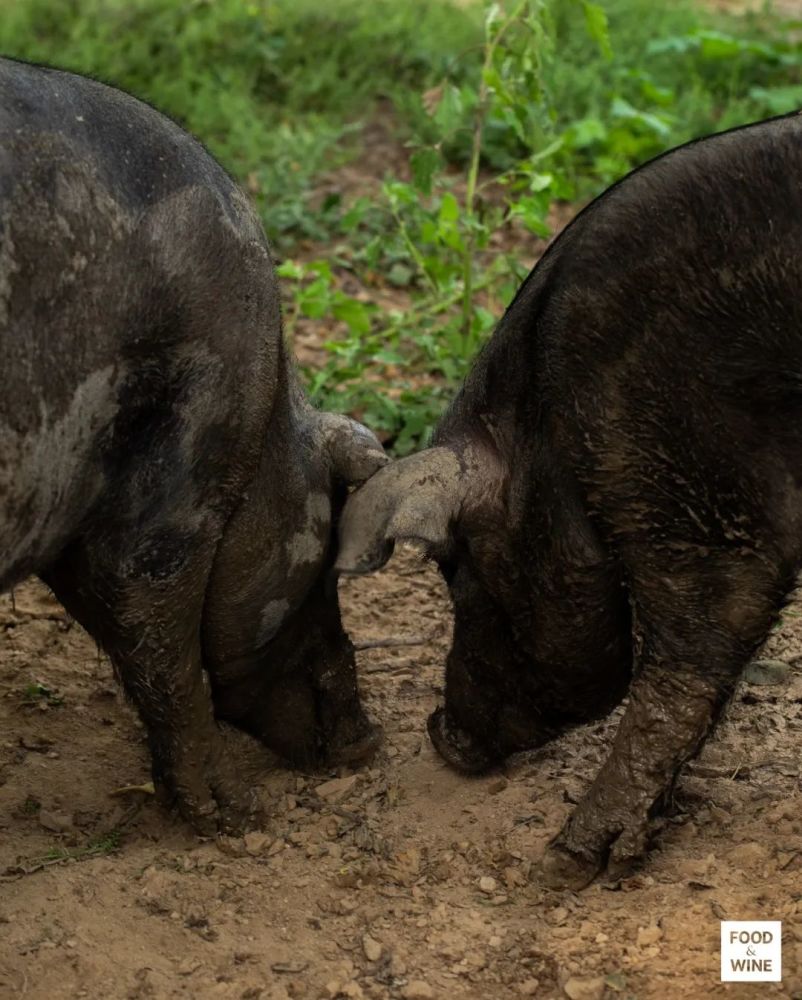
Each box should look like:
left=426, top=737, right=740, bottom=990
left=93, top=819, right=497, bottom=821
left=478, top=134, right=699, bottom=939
left=338, top=112, right=802, bottom=886
left=0, top=57, right=386, bottom=832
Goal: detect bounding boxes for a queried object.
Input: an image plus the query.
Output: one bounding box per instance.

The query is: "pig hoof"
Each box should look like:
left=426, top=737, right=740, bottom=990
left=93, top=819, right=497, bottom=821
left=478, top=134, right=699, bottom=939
left=155, top=759, right=258, bottom=836
left=172, top=786, right=257, bottom=837
left=326, top=722, right=383, bottom=767
left=540, top=840, right=602, bottom=891
left=427, top=707, right=494, bottom=774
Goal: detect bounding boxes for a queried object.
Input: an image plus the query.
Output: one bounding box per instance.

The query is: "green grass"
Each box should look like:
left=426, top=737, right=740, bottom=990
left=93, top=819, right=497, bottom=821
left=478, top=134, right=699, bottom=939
left=1, top=0, right=800, bottom=448
left=0, top=0, right=483, bottom=249
left=544, top=0, right=802, bottom=191
left=19, top=682, right=64, bottom=707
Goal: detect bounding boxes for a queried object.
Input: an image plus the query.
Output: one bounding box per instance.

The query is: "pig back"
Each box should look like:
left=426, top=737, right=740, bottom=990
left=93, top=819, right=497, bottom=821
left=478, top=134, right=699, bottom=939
left=0, top=58, right=280, bottom=587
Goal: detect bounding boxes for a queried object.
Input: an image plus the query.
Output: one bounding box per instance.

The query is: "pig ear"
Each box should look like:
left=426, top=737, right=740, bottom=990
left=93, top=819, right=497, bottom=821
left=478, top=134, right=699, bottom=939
left=335, top=448, right=466, bottom=575
left=317, top=412, right=390, bottom=486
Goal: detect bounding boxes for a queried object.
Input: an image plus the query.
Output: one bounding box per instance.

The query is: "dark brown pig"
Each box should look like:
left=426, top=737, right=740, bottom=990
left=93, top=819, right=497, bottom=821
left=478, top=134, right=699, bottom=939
left=336, top=112, right=802, bottom=887
left=0, top=57, right=386, bottom=834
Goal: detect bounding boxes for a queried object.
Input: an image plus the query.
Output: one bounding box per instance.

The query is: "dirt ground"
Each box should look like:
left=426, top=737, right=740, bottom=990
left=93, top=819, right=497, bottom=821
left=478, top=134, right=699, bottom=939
left=1, top=547, right=802, bottom=1000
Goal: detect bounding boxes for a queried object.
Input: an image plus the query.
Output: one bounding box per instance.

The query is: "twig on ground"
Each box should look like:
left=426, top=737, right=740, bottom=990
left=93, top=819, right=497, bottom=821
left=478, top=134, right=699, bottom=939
left=354, top=631, right=439, bottom=652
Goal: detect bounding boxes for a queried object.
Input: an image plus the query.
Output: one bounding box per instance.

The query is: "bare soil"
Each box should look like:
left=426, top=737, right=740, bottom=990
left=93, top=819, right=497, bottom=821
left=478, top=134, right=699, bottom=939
left=1, top=549, right=802, bottom=1000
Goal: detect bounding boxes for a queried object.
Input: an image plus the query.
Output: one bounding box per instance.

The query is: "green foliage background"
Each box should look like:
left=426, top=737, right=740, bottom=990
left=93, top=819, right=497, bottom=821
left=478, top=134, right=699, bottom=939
left=2, top=0, right=800, bottom=450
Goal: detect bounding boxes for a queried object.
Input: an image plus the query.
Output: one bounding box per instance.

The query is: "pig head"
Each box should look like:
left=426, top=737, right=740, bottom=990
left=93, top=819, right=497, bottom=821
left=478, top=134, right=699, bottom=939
left=336, top=434, right=632, bottom=772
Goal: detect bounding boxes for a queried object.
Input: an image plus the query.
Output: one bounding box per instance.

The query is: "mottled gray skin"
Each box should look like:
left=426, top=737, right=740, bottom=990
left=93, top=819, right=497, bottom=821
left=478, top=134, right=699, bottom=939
left=0, top=57, right=386, bottom=833
left=338, top=112, right=802, bottom=887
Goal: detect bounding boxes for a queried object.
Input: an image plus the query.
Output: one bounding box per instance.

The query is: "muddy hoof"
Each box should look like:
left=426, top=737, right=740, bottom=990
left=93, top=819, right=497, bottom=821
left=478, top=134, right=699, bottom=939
left=326, top=722, right=383, bottom=766
left=155, top=759, right=259, bottom=838
left=541, top=839, right=602, bottom=891
left=427, top=707, right=494, bottom=774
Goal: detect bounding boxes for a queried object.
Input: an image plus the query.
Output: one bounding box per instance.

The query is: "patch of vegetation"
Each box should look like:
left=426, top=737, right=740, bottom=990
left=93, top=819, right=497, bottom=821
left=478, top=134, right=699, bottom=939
left=21, top=796, right=41, bottom=816
left=18, top=682, right=64, bottom=708
left=10, top=829, right=123, bottom=877
left=281, top=0, right=802, bottom=449
left=1, top=0, right=800, bottom=449
left=85, top=828, right=123, bottom=855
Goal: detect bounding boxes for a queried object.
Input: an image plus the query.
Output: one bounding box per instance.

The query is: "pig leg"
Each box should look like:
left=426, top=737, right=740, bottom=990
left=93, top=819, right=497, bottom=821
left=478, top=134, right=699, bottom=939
left=44, top=529, right=254, bottom=835
left=211, top=576, right=381, bottom=769
left=541, top=555, right=783, bottom=890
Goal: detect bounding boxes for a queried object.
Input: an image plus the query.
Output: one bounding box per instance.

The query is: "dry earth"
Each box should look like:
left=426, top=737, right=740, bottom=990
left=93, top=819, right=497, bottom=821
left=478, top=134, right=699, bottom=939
left=1, top=550, right=802, bottom=1000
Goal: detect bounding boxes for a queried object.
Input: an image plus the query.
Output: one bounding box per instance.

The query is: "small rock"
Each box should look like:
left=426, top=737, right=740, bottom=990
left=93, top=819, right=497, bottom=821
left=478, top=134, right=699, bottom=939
left=478, top=876, right=497, bottom=895
left=316, top=775, right=358, bottom=803
left=636, top=924, right=662, bottom=948
left=744, top=658, right=790, bottom=686
left=401, top=982, right=434, bottom=1000
left=727, top=841, right=768, bottom=869
left=322, top=982, right=341, bottom=1000
left=339, top=982, right=363, bottom=999
left=243, top=832, right=271, bottom=856
left=464, top=950, right=487, bottom=970
left=216, top=836, right=246, bottom=857
left=38, top=809, right=72, bottom=833
left=550, top=906, right=569, bottom=926
left=362, top=934, right=382, bottom=962
left=388, top=954, right=407, bottom=978
left=502, top=866, right=526, bottom=889
left=563, top=977, right=605, bottom=1000
left=518, top=981, right=539, bottom=997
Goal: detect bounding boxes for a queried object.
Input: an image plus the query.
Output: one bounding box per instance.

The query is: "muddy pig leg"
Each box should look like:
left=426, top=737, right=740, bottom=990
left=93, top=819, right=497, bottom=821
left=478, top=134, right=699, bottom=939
left=213, top=575, right=381, bottom=769
left=45, top=526, right=255, bottom=836
left=541, top=552, right=784, bottom=890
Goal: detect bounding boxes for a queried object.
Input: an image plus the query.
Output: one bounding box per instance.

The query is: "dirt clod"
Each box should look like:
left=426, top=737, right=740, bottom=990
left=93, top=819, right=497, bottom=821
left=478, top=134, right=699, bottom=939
left=562, top=977, right=606, bottom=1000
left=401, top=981, right=435, bottom=1000
left=361, top=934, right=382, bottom=962
left=243, top=831, right=271, bottom=856
left=316, top=775, right=359, bottom=803
left=636, top=925, right=663, bottom=948
left=37, top=808, right=72, bottom=832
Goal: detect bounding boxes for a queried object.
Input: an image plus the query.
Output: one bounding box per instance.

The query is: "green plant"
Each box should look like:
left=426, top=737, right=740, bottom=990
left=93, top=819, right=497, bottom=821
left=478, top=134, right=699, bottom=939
left=21, top=796, right=41, bottom=816
left=291, top=0, right=608, bottom=449
left=19, top=682, right=64, bottom=708
left=290, top=0, right=801, bottom=451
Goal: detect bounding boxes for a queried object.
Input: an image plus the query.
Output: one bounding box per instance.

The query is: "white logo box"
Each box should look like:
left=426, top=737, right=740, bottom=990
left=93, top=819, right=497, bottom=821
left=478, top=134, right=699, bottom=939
left=721, top=921, right=782, bottom=982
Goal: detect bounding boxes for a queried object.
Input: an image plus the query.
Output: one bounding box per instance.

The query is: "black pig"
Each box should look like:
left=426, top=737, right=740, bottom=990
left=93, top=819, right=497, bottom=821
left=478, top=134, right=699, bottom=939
left=337, top=112, right=802, bottom=887
left=0, top=57, right=386, bottom=833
